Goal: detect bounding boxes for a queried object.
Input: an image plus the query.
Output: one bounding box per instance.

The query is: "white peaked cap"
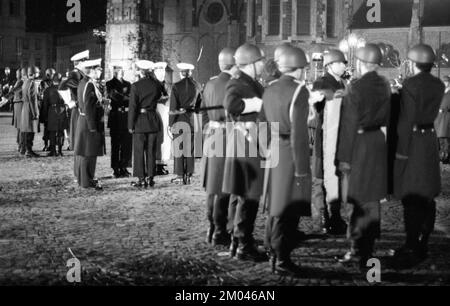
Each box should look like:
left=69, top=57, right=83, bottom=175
left=71, top=50, right=90, bottom=62
left=177, top=63, right=195, bottom=71
left=136, top=60, right=154, bottom=70
left=81, top=58, right=102, bottom=68
left=154, top=62, right=168, bottom=70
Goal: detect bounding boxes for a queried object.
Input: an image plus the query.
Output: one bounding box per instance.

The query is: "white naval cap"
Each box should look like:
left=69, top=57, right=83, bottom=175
left=136, top=60, right=154, bottom=70
left=154, top=62, right=168, bottom=70
left=177, top=63, right=195, bottom=71
left=80, top=58, right=102, bottom=69
left=71, top=50, right=90, bottom=62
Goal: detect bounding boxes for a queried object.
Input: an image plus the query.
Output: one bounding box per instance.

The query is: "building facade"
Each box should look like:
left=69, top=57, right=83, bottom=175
left=0, top=0, right=26, bottom=70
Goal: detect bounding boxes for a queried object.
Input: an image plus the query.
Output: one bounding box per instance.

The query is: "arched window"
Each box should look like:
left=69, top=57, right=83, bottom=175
left=326, top=0, right=336, bottom=38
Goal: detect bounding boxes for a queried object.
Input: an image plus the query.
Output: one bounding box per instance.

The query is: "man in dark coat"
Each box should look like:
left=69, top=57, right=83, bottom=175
left=201, top=48, right=236, bottom=247
left=106, top=65, right=132, bottom=178
left=222, top=43, right=267, bottom=262
left=128, top=60, right=166, bottom=188
left=20, top=66, right=41, bottom=158
left=335, top=44, right=391, bottom=268
left=435, top=75, right=450, bottom=164
left=392, top=44, right=445, bottom=269
left=41, top=74, right=69, bottom=157
left=39, top=68, right=56, bottom=152
left=263, top=46, right=311, bottom=275
left=12, top=69, right=25, bottom=153
left=74, top=59, right=105, bottom=190
left=311, top=50, right=348, bottom=235
left=169, top=63, right=202, bottom=185
left=60, top=50, right=89, bottom=182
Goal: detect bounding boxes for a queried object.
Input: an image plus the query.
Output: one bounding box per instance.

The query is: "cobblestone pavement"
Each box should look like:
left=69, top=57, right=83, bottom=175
left=0, top=112, right=449, bottom=286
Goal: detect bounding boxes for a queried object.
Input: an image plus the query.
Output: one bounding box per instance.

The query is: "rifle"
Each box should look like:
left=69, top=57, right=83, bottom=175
left=169, top=105, right=223, bottom=115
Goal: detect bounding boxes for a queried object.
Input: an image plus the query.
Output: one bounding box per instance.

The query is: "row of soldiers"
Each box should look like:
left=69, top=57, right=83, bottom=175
left=198, top=42, right=447, bottom=276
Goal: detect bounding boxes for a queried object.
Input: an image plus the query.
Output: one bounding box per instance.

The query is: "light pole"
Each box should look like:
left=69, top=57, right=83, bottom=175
left=339, top=33, right=366, bottom=74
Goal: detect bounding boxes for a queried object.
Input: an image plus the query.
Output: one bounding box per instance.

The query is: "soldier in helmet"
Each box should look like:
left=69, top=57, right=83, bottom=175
left=20, top=66, right=41, bottom=158
left=261, top=43, right=292, bottom=87
left=335, top=44, right=391, bottom=269
left=392, top=44, right=445, bottom=269
left=223, top=43, right=268, bottom=262
left=201, top=48, right=237, bottom=247
left=435, top=75, right=450, bottom=164
left=169, top=63, right=202, bottom=185
left=263, top=46, right=312, bottom=275
left=311, top=49, right=348, bottom=235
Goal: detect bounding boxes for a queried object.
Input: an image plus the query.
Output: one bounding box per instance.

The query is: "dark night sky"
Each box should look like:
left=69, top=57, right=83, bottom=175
left=26, top=0, right=107, bottom=34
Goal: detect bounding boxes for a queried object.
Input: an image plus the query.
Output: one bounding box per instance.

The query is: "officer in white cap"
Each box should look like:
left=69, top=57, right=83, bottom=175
left=60, top=50, right=89, bottom=182
left=169, top=62, right=202, bottom=185
left=74, top=58, right=105, bottom=190
left=128, top=60, right=166, bottom=188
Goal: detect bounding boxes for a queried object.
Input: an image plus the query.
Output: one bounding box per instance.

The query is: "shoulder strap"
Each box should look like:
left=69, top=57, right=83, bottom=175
left=289, top=80, right=305, bottom=122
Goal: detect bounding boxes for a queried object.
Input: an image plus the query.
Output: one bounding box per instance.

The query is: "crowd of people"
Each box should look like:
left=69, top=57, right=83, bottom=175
left=1, top=40, right=450, bottom=277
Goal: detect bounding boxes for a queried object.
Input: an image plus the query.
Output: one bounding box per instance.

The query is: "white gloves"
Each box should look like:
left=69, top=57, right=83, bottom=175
left=308, top=90, right=325, bottom=106
left=242, top=97, right=263, bottom=114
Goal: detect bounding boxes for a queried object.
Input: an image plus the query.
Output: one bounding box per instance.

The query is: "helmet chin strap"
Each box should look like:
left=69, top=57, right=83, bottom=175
left=252, top=63, right=257, bottom=80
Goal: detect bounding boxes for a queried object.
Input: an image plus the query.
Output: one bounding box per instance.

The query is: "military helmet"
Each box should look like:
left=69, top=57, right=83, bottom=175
left=274, top=43, right=293, bottom=62
left=218, top=47, right=236, bottom=66
left=408, top=44, right=436, bottom=64
left=355, top=43, right=383, bottom=65
left=234, top=43, right=265, bottom=66
left=323, top=49, right=348, bottom=66
left=277, top=47, right=308, bottom=70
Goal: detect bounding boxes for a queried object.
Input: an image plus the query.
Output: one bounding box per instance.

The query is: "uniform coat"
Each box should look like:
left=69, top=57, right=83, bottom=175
left=201, top=72, right=231, bottom=195
left=60, top=70, right=83, bottom=150
left=313, top=73, right=346, bottom=179
left=20, top=78, right=40, bottom=133
left=129, top=76, right=165, bottom=133
left=337, top=71, right=391, bottom=204
left=129, top=75, right=165, bottom=178
left=435, top=90, right=450, bottom=138
left=169, top=77, right=202, bottom=176
left=41, top=85, right=69, bottom=132
left=107, top=77, right=131, bottom=133
left=395, top=72, right=445, bottom=199
left=12, top=79, right=24, bottom=129
left=222, top=71, right=265, bottom=200
left=262, top=75, right=312, bottom=218
left=74, top=78, right=105, bottom=157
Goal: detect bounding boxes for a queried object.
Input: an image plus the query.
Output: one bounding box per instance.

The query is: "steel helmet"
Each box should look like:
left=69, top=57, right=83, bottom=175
left=323, top=49, right=348, bottom=66
left=218, top=47, right=236, bottom=66
left=408, top=44, right=436, bottom=64
left=274, top=43, right=293, bottom=62
left=277, top=47, right=308, bottom=70
left=355, top=43, right=383, bottom=65
left=234, top=43, right=265, bottom=66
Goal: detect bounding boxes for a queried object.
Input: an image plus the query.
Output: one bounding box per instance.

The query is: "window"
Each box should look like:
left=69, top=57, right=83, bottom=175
left=268, top=0, right=281, bottom=36
left=16, top=37, right=22, bottom=56
left=204, top=2, right=225, bottom=25
left=297, top=0, right=311, bottom=35
left=326, top=0, right=336, bottom=38
left=142, top=0, right=162, bottom=24
left=10, top=0, right=20, bottom=17
left=23, top=38, right=29, bottom=50
left=35, top=39, right=42, bottom=51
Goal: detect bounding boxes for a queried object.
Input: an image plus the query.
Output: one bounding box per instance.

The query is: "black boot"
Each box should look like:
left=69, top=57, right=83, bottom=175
left=113, top=168, right=122, bottom=178
left=58, top=146, right=64, bottom=157
left=47, top=149, right=57, bottom=157
left=146, top=177, right=155, bottom=188
left=132, top=178, right=147, bottom=188
left=275, top=258, right=302, bottom=276
left=327, top=215, right=348, bottom=236
left=236, top=243, right=268, bottom=262
left=206, top=224, right=215, bottom=244
left=121, top=168, right=131, bottom=178
left=229, top=236, right=239, bottom=258
left=321, top=209, right=331, bottom=234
